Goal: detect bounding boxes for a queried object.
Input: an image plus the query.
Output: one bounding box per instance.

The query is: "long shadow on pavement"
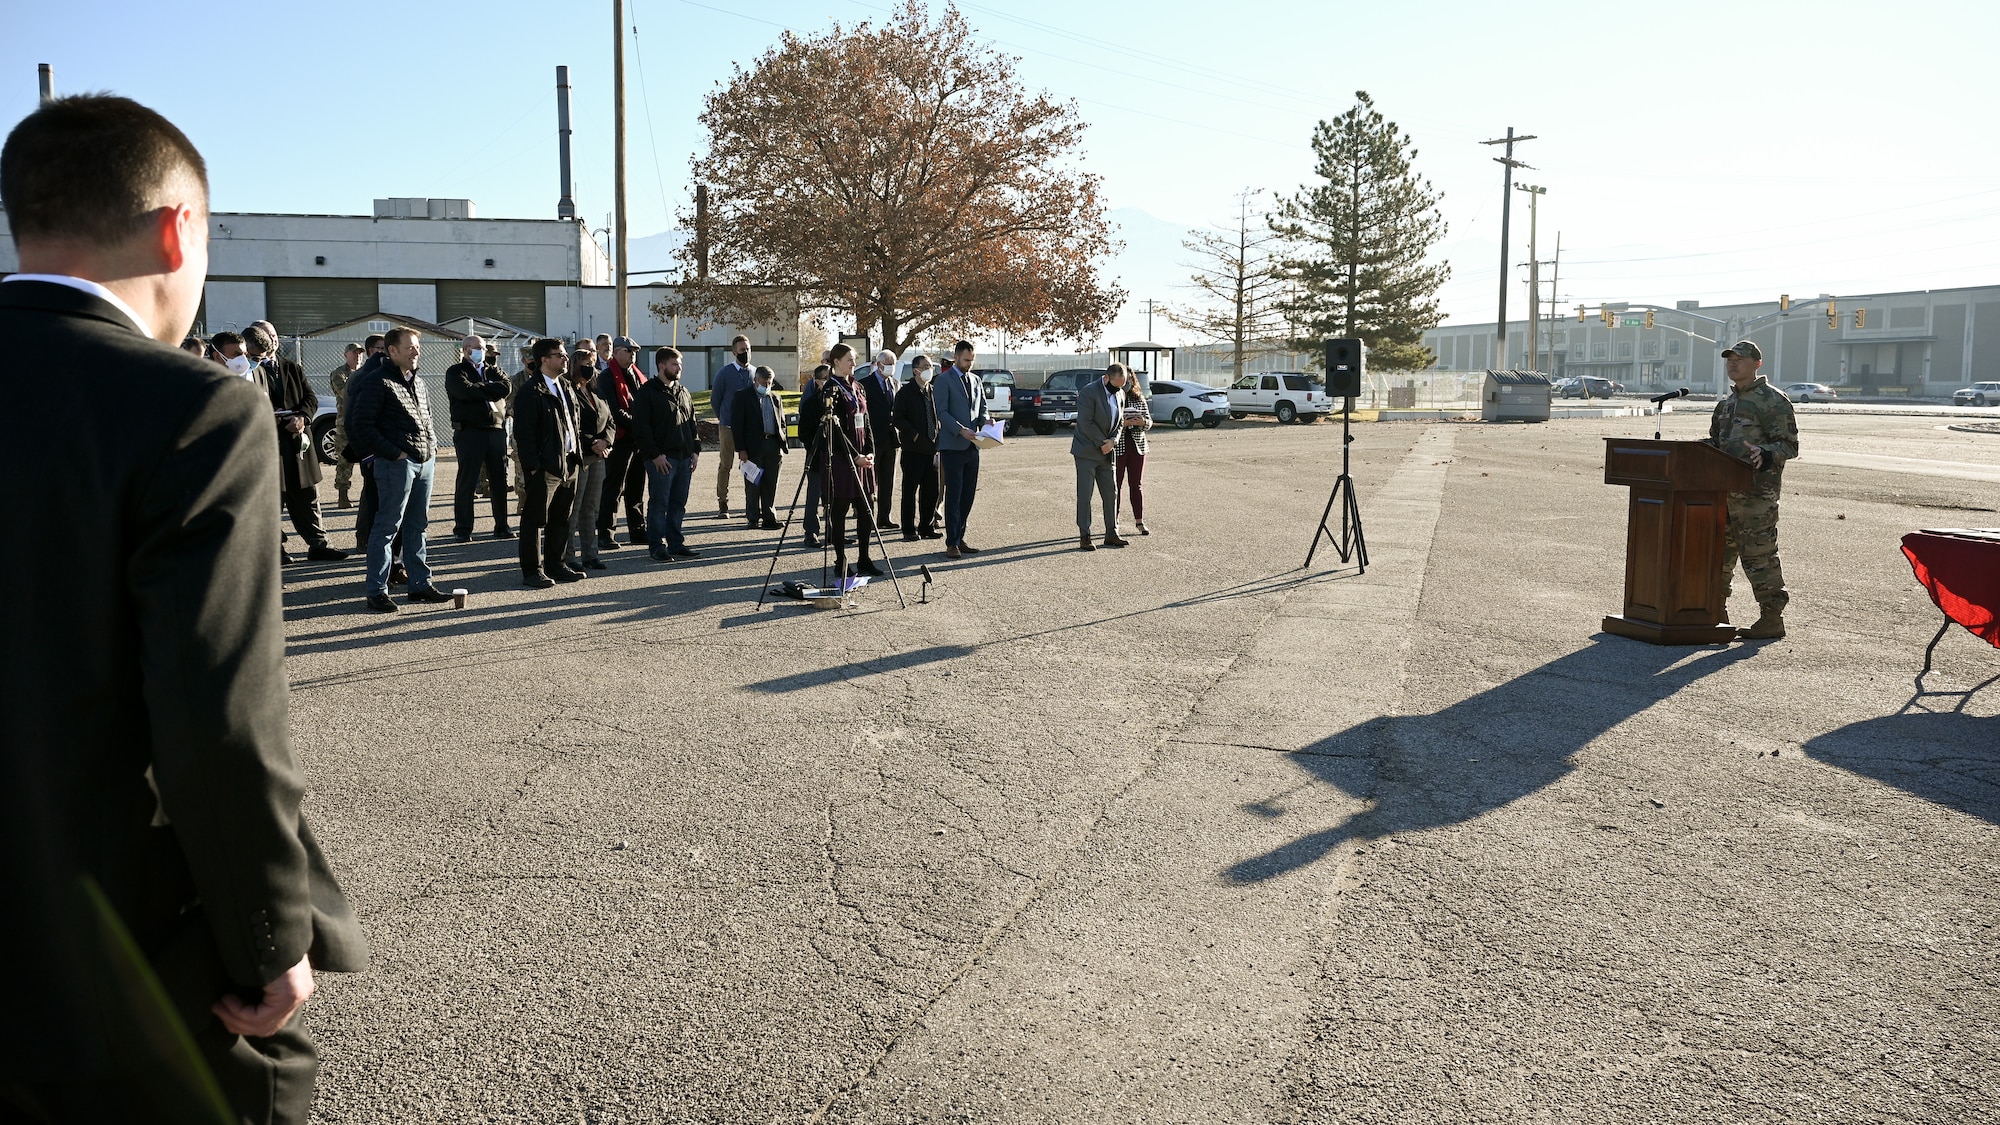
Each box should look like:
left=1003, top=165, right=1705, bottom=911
left=1803, top=682, right=2000, bottom=825
left=1225, top=636, right=1758, bottom=884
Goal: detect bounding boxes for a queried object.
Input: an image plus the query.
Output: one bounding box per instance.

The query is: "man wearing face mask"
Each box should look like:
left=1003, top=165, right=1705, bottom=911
left=860, top=349, right=902, bottom=531
left=592, top=336, right=649, bottom=549
left=246, top=324, right=344, bottom=565
left=729, top=364, right=789, bottom=531
left=711, top=334, right=754, bottom=519
left=892, top=355, right=943, bottom=540
left=445, top=334, right=514, bottom=543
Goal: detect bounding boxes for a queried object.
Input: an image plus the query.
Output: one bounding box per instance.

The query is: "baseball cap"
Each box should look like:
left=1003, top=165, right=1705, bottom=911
left=612, top=335, right=637, bottom=351
left=1721, top=340, right=1762, bottom=361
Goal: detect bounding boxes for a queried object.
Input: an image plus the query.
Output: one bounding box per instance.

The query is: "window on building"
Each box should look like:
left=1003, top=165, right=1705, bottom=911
left=1617, top=341, right=1633, bottom=359
left=1668, top=338, right=1681, bottom=356
left=1593, top=342, right=1608, bottom=358
left=1643, top=340, right=1660, bottom=358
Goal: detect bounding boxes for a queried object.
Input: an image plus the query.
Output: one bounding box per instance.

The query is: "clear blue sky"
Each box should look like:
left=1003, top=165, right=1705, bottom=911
left=6, top=0, right=1993, bottom=349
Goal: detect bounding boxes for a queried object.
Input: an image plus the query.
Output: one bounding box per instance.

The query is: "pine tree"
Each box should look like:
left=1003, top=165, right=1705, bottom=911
left=1271, top=91, right=1449, bottom=373
left=1166, top=189, right=1289, bottom=384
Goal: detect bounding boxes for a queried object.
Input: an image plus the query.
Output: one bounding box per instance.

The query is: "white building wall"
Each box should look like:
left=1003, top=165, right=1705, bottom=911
left=377, top=282, right=438, bottom=322
left=203, top=280, right=266, bottom=331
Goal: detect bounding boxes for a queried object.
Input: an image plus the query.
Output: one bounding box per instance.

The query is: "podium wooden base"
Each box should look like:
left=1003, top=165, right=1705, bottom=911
left=1601, top=615, right=1739, bottom=646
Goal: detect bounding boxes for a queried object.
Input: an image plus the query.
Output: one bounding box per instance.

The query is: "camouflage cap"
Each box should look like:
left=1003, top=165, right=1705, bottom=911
left=1721, top=340, right=1762, bottom=361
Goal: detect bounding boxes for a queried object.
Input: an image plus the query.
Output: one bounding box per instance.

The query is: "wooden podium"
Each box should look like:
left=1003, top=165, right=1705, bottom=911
left=1601, top=438, right=1754, bottom=645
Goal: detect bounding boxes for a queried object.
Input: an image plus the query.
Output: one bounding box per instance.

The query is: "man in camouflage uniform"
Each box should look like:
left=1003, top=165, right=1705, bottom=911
left=1709, top=339, right=1798, bottom=639
left=328, top=341, right=364, bottom=506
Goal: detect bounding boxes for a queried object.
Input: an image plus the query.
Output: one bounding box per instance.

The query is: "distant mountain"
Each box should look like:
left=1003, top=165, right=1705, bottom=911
left=622, top=228, right=689, bottom=276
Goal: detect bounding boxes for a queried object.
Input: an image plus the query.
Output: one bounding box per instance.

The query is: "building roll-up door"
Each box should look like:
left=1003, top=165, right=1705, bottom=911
left=435, top=280, right=549, bottom=334
left=264, top=277, right=380, bottom=335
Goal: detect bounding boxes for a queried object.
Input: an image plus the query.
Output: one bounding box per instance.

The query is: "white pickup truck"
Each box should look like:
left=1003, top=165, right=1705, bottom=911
left=1226, top=372, right=1336, bottom=424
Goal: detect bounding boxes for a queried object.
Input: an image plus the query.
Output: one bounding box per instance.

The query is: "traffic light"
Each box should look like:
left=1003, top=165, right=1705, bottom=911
left=1601, top=308, right=1614, bottom=326
left=1779, top=294, right=1791, bottom=312
left=1827, top=302, right=1838, bottom=329
left=1854, top=308, right=1866, bottom=329
left=1644, top=309, right=1655, bottom=330
left=1577, top=305, right=1586, bottom=323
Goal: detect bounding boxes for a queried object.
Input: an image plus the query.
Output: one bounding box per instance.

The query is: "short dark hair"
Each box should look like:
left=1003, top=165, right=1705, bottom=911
left=364, top=333, right=387, bottom=353
left=180, top=336, right=205, bottom=353
left=1, top=94, right=209, bottom=249
left=383, top=327, right=419, bottom=349
left=531, top=337, right=566, bottom=362
left=953, top=340, right=974, bottom=356
left=653, top=346, right=681, bottom=367
left=730, top=334, right=749, bottom=347
left=753, top=365, right=775, bottom=381
left=210, top=331, right=243, bottom=350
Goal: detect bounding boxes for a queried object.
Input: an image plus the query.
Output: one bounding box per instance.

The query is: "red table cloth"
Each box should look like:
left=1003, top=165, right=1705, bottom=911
left=1901, top=529, right=2000, bottom=648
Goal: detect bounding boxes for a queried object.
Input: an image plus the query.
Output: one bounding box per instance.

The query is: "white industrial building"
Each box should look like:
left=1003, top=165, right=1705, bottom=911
left=0, top=197, right=798, bottom=389
left=1423, top=283, right=2000, bottom=398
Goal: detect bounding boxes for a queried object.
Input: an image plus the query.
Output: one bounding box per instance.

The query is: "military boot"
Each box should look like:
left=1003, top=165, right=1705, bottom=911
left=1738, top=613, right=1785, bottom=640
left=337, top=487, right=352, bottom=509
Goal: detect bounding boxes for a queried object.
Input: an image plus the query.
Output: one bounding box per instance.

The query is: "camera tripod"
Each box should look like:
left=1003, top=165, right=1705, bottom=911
left=1302, top=403, right=1368, bottom=574
left=755, top=379, right=907, bottom=609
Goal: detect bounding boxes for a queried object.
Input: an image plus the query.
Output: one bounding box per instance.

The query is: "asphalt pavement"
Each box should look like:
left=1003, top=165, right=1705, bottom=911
left=284, top=411, right=1999, bottom=1123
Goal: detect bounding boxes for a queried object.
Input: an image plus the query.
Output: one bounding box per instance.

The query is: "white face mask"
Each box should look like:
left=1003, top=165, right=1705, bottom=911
left=225, top=354, right=252, bottom=375
left=914, top=368, right=932, bottom=384
left=468, top=348, right=484, bottom=367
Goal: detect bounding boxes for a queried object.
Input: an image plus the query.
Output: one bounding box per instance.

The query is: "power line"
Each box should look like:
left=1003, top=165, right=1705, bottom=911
left=629, top=1, right=679, bottom=236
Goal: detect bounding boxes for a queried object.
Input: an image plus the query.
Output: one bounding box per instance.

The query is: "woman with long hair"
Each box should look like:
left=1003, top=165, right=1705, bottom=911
left=821, top=344, right=882, bottom=576
left=1114, top=365, right=1153, bottom=535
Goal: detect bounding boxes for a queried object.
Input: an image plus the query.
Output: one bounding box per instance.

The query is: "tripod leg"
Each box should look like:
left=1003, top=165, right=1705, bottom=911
left=1342, top=473, right=1368, bottom=573
left=1303, top=476, right=1342, bottom=569
left=756, top=448, right=816, bottom=607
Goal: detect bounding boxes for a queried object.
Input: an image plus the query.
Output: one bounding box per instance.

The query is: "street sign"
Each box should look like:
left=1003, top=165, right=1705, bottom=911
left=1621, top=318, right=1643, bottom=327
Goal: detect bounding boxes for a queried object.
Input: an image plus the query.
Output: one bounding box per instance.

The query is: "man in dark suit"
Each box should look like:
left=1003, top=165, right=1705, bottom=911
left=892, top=356, right=943, bottom=540
left=514, top=338, right=587, bottom=588
left=1071, top=364, right=1131, bottom=550
left=859, top=350, right=902, bottom=530
left=0, top=94, right=367, bottom=1125
left=933, top=341, right=992, bottom=559
left=244, top=324, right=345, bottom=564
left=445, top=333, right=514, bottom=542
left=730, top=365, right=789, bottom=530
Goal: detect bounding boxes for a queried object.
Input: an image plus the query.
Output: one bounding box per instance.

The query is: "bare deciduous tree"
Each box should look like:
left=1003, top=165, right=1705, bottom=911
left=1167, top=189, right=1290, bottom=383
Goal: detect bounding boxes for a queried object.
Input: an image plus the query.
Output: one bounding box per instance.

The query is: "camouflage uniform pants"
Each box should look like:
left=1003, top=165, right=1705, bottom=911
left=1722, top=493, right=1787, bottom=617
left=332, top=421, right=352, bottom=492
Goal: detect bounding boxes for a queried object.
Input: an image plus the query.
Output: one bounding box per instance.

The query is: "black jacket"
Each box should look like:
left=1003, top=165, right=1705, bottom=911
left=859, top=365, right=901, bottom=451
left=444, top=359, right=510, bottom=430
left=263, top=356, right=323, bottom=490
left=730, top=386, right=789, bottom=461
left=512, top=371, right=581, bottom=477
left=630, top=378, right=699, bottom=460
left=893, top=378, right=939, bottom=452
left=797, top=378, right=827, bottom=464
left=346, top=360, right=435, bottom=462
left=593, top=361, right=647, bottom=447
left=0, top=280, right=365, bottom=1084
left=573, top=381, right=614, bottom=455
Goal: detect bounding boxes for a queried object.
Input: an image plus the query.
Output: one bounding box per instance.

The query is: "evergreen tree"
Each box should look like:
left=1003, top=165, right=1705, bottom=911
left=1166, top=189, right=1289, bottom=383
left=1271, top=91, right=1449, bottom=373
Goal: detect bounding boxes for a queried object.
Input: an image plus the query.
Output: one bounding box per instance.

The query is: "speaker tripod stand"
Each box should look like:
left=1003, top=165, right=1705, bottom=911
left=1302, top=403, right=1368, bottom=574
left=755, top=382, right=907, bottom=609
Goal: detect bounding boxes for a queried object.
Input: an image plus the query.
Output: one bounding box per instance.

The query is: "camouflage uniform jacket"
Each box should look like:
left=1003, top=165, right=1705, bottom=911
left=1709, top=375, right=1798, bottom=501
left=330, top=364, right=353, bottom=411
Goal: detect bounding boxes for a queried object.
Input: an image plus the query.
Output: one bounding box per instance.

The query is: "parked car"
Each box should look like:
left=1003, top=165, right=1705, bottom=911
left=1559, top=376, right=1619, bottom=400
left=971, top=368, right=1017, bottom=432
left=1953, top=381, right=2000, bottom=407
left=1013, top=368, right=1094, bottom=435
left=1782, top=382, right=1839, bottom=403
left=1147, top=381, right=1228, bottom=429
left=1226, top=372, right=1335, bottom=424
left=313, top=393, right=340, bottom=464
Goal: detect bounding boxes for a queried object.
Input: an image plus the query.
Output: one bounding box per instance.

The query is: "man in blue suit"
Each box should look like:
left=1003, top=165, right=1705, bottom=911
left=932, top=340, right=992, bottom=559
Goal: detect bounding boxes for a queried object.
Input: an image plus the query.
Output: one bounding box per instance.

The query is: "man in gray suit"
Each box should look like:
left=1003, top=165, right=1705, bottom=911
left=1072, top=363, right=1132, bottom=550
left=933, top=340, right=993, bottom=559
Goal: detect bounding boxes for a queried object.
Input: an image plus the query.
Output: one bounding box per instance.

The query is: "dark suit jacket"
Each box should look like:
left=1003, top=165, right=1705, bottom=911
left=859, top=365, right=901, bottom=452
left=0, top=280, right=366, bottom=1082
left=730, top=387, right=789, bottom=461
left=512, top=372, right=582, bottom=478
left=263, top=356, right=323, bottom=490
left=444, top=360, right=510, bottom=431
left=893, top=379, right=939, bottom=452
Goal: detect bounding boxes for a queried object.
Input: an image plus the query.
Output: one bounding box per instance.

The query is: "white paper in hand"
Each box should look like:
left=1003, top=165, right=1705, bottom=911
left=739, top=461, right=763, bottom=484
left=971, top=422, right=1005, bottom=450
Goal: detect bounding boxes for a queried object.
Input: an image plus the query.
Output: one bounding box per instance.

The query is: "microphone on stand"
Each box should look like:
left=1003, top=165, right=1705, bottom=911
left=1649, top=387, right=1692, bottom=405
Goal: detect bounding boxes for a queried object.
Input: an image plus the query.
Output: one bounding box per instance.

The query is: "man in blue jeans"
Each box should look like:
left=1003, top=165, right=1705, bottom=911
left=632, top=346, right=702, bottom=560
left=345, top=327, right=451, bottom=612
left=933, top=340, right=991, bottom=559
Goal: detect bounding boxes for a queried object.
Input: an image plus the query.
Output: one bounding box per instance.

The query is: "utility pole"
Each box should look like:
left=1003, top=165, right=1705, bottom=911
left=1514, top=182, right=1546, bottom=372
left=1480, top=128, right=1536, bottom=369
left=1547, top=233, right=1562, bottom=374
left=612, top=0, right=629, bottom=337
left=1144, top=298, right=1156, bottom=342
left=37, top=64, right=54, bottom=104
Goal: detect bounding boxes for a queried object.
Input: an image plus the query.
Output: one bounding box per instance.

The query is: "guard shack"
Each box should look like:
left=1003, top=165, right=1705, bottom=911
left=1109, top=342, right=1175, bottom=391
left=1482, top=369, right=1552, bottom=422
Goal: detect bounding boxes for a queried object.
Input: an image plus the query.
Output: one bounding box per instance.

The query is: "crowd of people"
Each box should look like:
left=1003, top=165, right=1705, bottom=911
left=167, top=325, right=1166, bottom=611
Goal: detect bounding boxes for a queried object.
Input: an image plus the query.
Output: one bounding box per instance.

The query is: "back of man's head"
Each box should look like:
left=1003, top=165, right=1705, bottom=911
left=2, top=94, right=208, bottom=249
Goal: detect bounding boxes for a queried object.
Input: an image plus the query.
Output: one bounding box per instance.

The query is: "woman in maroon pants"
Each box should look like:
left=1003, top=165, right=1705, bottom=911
left=1114, top=368, right=1153, bottom=535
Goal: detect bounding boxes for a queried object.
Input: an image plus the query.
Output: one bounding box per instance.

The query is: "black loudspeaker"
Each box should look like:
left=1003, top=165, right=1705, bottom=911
left=1323, top=338, right=1363, bottom=398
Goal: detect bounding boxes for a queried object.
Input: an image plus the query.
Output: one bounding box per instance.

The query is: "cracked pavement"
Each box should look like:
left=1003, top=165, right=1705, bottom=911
left=282, top=413, right=1999, bottom=1122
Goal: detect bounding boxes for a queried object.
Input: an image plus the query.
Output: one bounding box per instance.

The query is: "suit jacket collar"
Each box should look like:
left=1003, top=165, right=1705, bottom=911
left=0, top=277, right=151, bottom=338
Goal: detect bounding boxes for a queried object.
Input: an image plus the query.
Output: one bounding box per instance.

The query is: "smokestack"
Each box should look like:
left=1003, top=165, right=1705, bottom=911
left=555, top=65, right=577, bottom=221
left=37, top=64, right=54, bottom=105
left=695, top=184, right=709, bottom=280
